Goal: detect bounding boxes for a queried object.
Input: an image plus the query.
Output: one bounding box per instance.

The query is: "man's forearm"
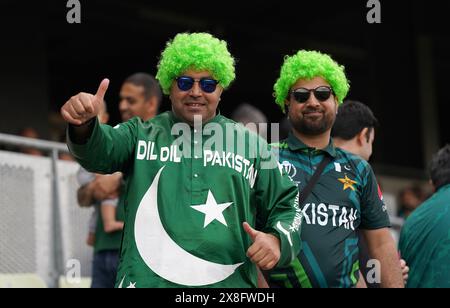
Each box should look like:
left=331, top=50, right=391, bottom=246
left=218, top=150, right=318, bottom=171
left=68, top=118, right=96, bottom=145
left=370, top=242, right=404, bottom=288
left=356, top=271, right=368, bottom=288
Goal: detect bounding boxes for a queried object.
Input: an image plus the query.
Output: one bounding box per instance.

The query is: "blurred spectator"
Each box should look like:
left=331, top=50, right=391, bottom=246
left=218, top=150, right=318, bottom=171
left=397, top=184, right=428, bottom=219
left=76, top=73, right=162, bottom=288
left=18, top=127, right=44, bottom=156
left=119, top=72, right=161, bottom=122
left=399, top=144, right=450, bottom=287
left=332, top=100, right=378, bottom=161
left=58, top=133, right=75, bottom=161
left=231, top=103, right=268, bottom=139
left=332, top=100, right=408, bottom=288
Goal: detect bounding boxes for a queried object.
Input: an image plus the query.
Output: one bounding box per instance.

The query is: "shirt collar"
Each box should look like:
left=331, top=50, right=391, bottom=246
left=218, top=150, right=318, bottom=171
left=287, top=131, right=337, bottom=158
left=168, top=110, right=223, bottom=126
left=437, top=184, right=450, bottom=193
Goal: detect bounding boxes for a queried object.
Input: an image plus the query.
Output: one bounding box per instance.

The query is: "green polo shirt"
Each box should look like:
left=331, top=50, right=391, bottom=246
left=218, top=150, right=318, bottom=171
left=399, top=184, right=450, bottom=288
left=268, top=133, right=390, bottom=288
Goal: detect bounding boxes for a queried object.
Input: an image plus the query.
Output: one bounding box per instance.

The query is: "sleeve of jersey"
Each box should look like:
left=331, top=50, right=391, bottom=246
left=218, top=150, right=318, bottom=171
left=254, top=152, right=302, bottom=268
left=360, top=165, right=391, bottom=230
left=67, top=118, right=137, bottom=175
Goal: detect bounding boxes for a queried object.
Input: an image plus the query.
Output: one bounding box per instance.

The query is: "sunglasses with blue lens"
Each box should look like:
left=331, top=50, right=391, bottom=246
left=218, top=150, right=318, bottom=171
left=176, top=76, right=219, bottom=93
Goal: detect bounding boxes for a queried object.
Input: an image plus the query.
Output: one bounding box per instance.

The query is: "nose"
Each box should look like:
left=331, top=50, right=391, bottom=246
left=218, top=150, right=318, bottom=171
left=189, top=81, right=203, bottom=97
left=119, top=99, right=128, bottom=111
left=304, top=93, right=321, bottom=107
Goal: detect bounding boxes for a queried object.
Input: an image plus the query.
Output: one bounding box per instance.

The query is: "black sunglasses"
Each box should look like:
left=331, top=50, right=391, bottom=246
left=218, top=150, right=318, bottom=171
left=176, top=76, right=219, bottom=93
left=291, top=86, right=334, bottom=103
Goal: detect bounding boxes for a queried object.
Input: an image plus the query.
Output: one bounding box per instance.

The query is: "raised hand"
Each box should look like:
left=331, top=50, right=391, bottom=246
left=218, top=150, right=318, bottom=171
left=61, top=78, right=110, bottom=125
left=243, top=222, right=281, bottom=270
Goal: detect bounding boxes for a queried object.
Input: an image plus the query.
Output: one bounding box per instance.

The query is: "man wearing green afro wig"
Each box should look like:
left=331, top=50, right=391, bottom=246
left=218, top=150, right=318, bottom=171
left=266, top=50, right=404, bottom=288
left=274, top=50, right=350, bottom=113
left=156, top=32, right=235, bottom=96
left=61, top=32, right=302, bottom=288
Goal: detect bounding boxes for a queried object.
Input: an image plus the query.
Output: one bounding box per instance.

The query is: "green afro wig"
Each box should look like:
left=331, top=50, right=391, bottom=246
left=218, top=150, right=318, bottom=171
left=156, top=32, right=235, bottom=95
left=274, top=50, right=350, bottom=113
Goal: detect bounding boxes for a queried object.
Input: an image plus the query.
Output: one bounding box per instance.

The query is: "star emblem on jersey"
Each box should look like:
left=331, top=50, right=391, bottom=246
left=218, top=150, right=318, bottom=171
left=338, top=175, right=358, bottom=191
left=191, top=190, right=233, bottom=228
left=117, top=276, right=136, bottom=288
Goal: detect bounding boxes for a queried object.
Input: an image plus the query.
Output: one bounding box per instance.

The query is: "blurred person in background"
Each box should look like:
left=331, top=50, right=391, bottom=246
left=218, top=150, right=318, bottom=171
left=399, top=144, right=450, bottom=288
left=18, top=127, right=44, bottom=156
left=58, top=133, right=75, bottom=161
left=76, top=73, right=162, bottom=288
left=231, top=103, right=268, bottom=139
left=332, top=100, right=409, bottom=288
left=397, top=184, right=428, bottom=219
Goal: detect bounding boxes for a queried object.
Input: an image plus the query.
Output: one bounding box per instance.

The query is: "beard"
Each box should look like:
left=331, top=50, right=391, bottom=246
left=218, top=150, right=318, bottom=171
left=291, top=107, right=335, bottom=136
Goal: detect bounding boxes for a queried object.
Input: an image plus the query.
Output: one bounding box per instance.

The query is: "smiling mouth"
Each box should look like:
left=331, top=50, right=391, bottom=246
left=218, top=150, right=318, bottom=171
left=185, top=103, right=206, bottom=108
left=121, top=111, right=132, bottom=120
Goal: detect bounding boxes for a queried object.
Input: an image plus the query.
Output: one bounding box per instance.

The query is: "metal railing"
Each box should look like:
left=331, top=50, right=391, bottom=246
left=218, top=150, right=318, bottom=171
left=0, top=133, right=77, bottom=287
left=0, top=133, right=70, bottom=154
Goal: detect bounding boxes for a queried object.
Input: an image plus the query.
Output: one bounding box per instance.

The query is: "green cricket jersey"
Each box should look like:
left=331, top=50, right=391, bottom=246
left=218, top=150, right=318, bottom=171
left=268, top=133, right=390, bottom=288
left=399, top=184, right=450, bottom=288
left=68, top=111, right=301, bottom=288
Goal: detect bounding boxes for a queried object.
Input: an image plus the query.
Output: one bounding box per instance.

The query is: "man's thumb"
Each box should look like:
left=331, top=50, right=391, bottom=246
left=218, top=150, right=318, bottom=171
left=95, top=78, right=110, bottom=101
left=243, top=222, right=259, bottom=241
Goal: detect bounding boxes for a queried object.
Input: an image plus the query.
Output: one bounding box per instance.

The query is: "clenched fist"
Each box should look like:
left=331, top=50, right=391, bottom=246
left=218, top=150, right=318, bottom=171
left=243, top=222, right=281, bottom=270
left=61, top=79, right=110, bottom=125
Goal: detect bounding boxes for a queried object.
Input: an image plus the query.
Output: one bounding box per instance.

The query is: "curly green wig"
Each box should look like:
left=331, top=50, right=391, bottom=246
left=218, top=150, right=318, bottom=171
left=274, top=50, right=350, bottom=113
left=156, top=32, right=235, bottom=95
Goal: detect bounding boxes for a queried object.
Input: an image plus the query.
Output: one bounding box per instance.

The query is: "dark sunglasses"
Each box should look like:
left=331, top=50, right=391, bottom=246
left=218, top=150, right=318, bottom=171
left=291, top=86, right=334, bottom=103
left=176, top=76, right=219, bottom=93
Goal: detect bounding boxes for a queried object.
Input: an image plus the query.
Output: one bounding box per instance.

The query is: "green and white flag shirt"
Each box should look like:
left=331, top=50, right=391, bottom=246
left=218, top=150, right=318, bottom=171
left=68, top=111, right=301, bottom=288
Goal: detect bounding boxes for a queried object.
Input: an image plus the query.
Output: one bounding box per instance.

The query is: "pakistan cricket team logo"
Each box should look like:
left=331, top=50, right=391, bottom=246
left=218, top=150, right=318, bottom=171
left=281, top=161, right=297, bottom=179
left=338, top=175, right=358, bottom=191
left=132, top=166, right=244, bottom=286
left=280, top=161, right=301, bottom=186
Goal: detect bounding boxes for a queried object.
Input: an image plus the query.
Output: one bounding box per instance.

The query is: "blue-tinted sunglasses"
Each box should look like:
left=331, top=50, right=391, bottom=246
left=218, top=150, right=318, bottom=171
left=176, top=76, right=219, bottom=93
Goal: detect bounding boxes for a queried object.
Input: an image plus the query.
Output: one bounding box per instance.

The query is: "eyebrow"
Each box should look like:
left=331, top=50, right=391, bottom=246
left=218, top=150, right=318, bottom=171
left=120, top=96, right=136, bottom=101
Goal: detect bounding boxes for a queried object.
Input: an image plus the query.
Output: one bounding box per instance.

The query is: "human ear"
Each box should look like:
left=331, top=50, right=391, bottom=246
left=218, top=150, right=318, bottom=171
left=358, top=128, right=369, bottom=145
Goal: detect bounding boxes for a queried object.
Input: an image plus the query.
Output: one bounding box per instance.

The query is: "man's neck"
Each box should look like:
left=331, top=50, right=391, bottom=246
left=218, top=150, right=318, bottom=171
left=333, top=138, right=358, bottom=154
left=292, top=129, right=331, bottom=150
left=171, top=110, right=217, bottom=127
left=142, top=112, right=157, bottom=122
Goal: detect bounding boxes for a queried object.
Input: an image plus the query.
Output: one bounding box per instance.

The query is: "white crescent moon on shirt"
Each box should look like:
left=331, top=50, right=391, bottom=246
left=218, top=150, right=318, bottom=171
left=134, top=166, right=244, bottom=286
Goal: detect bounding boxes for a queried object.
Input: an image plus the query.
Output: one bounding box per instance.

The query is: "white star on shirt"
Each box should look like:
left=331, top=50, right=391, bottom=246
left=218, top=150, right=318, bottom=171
left=127, top=282, right=136, bottom=288
left=191, top=190, right=233, bottom=228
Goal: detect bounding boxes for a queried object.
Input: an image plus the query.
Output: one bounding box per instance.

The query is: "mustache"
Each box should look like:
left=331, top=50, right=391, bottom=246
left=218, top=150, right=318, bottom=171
left=302, top=107, right=323, bottom=114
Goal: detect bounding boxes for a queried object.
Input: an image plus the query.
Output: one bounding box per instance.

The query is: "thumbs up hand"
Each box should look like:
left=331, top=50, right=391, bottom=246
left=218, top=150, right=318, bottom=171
left=243, top=222, right=281, bottom=270
left=61, top=79, right=110, bottom=125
